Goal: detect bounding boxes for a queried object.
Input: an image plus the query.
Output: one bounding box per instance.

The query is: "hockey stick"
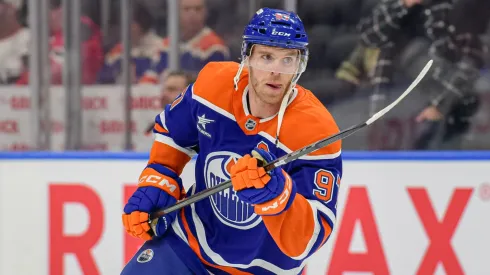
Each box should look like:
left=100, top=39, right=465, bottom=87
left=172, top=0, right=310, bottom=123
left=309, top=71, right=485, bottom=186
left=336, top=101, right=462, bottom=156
left=149, top=59, right=433, bottom=221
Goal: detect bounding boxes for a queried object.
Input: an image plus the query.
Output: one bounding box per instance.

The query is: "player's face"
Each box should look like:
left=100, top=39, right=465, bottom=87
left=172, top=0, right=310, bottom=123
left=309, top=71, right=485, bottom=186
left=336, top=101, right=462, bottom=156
left=131, top=22, right=144, bottom=45
left=0, top=3, right=15, bottom=23
left=180, top=0, right=206, bottom=37
left=49, top=7, right=63, bottom=34
left=161, top=75, right=188, bottom=106
left=248, top=45, right=299, bottom=105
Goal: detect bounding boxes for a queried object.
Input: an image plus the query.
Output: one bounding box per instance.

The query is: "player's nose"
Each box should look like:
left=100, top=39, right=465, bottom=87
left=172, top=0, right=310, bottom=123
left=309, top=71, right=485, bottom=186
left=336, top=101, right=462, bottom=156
left=269, top=71, right=282, bottom=77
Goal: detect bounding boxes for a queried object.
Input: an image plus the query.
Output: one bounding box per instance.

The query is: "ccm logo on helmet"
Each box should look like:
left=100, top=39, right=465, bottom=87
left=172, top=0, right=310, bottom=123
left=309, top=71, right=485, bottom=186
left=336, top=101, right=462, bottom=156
left=272, top=30, right=291, bottom=37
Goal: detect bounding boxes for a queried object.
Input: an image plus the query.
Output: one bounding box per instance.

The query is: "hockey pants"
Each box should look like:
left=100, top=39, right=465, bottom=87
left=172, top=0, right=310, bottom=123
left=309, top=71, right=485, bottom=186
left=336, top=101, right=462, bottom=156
left=121, top=228, right=209, bottom=275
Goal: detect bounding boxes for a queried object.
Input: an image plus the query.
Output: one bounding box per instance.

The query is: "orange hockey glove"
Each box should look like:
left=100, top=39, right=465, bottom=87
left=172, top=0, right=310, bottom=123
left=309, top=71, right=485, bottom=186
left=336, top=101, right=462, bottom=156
left=230, top=148, right=297, bottom=215
left=122, top=164, right=182, bottom=240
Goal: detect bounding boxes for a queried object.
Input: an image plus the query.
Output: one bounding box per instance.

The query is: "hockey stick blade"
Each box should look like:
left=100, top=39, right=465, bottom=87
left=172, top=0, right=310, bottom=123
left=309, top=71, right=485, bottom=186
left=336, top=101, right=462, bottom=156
left=149, top=59, right=433, bottom=220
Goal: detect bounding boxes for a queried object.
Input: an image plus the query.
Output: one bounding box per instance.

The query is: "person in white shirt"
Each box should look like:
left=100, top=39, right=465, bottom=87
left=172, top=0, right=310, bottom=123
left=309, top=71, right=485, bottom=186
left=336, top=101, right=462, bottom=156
left=0, top=0, right=29, bottom=84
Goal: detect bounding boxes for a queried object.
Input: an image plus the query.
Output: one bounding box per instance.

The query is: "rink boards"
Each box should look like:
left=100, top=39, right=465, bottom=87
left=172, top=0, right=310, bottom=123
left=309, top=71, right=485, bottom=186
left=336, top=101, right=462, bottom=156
left=0, top=151, right=489, bottom=275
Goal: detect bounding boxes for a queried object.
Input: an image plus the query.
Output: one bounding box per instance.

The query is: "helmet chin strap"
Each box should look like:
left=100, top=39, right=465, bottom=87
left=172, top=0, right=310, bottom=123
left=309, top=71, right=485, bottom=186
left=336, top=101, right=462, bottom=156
left=275, top=72, right=301, bottom=147
left=234, top=42, right=251, bottom=91
left=275, top=86, right=293, bottom=146
left=275, top=53, right=303, bottom=146
left=234, top=59, right=246, bottom=91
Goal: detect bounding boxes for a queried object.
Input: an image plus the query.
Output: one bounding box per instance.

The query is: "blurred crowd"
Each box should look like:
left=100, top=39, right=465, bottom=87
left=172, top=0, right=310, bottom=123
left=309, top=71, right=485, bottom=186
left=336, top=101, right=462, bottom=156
left=0, top=0, right=489, bottom=150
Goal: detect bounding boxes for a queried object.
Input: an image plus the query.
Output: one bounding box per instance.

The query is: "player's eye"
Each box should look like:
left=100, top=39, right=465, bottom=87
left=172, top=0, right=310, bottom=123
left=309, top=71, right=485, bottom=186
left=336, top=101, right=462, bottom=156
left=282, top=57, right=294, bottom=65
left=261, top=54, right=273, bottom=62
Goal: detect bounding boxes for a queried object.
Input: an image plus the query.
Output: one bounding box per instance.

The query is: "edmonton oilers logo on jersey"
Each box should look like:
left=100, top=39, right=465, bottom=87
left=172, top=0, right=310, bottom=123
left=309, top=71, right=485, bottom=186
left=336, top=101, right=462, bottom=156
left=204, top=151, right=262, bottom=230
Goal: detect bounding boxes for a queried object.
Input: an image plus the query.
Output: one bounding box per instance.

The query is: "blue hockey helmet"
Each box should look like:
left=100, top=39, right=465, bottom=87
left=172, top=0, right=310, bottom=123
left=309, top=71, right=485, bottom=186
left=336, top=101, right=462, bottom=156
left=242, top=8, right=309, bottom=56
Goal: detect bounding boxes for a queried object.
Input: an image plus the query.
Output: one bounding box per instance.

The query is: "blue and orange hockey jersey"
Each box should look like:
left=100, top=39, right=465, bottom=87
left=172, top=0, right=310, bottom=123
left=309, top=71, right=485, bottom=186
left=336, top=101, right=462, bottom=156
left=145, top=61, right=342, bottom=274
left=160, top=27, right=231, bottom=73
left=98, top=27, right=230, bottom=84
left=97, top=32, right=165, bottom=84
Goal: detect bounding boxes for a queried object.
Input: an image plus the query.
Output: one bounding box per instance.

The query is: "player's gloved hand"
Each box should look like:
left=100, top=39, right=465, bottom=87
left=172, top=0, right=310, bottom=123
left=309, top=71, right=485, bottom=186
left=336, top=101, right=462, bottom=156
left=122, top=165, right=182, bottom=240
left=230, top=148, right=296, bottom=216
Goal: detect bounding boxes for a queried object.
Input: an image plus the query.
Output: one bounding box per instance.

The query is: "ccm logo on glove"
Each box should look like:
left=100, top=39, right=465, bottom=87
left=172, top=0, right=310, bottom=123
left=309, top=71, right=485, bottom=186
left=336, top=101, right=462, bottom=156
left=140, top=175, right=178, bottom=193
left=138, top=170, right=180, bottom=200
left=123, top=165, right=183, bottom=240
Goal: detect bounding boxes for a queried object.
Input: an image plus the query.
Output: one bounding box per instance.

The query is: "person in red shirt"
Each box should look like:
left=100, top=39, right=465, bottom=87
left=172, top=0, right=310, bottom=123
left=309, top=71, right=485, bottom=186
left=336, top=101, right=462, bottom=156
left=16, top=0, right=103, bottom=85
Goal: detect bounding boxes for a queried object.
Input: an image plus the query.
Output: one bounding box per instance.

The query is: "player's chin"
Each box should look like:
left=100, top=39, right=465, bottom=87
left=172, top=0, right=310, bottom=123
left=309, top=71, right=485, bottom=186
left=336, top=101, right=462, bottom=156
left=262, top=90, right=286, bottom=105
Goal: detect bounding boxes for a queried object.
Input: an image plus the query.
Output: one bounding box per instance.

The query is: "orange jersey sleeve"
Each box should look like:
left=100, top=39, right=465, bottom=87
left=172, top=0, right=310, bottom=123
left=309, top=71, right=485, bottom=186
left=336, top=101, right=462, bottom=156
left=261, top=88, right=342, bottom=259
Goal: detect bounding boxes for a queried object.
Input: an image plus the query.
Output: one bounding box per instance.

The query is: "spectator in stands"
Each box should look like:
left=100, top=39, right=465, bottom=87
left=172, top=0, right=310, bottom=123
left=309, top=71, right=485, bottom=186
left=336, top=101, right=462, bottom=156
left=412, top=0, right=489, bottom=149
left=313, top=43, right=380, bottom=106
left=353, top=0, right=489, bottom=149
left=16, top=0, right=104, bottom=85
left=294, top=0, right=375, bottom=105
left=160, top=0, right=230, bottom=74
left=0, top=0, right=29, bottom=84
left=97, top=2, right=165, bottom=84
left=100, top=0, right=229, bottom=84
left=145, top=70, right=195, bottom=135
left=160, top=70, right=195, bottom=106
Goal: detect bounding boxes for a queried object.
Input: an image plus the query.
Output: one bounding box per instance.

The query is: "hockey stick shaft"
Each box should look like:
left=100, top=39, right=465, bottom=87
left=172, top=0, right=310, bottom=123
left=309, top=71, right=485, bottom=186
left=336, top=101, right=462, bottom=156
left=149, top=60, right=433, bottom=220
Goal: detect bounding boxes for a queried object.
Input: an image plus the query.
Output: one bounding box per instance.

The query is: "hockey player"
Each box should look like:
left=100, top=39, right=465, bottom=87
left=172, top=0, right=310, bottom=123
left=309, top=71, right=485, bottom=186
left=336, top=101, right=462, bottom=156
left=122, top=8, right=342, bottom=275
